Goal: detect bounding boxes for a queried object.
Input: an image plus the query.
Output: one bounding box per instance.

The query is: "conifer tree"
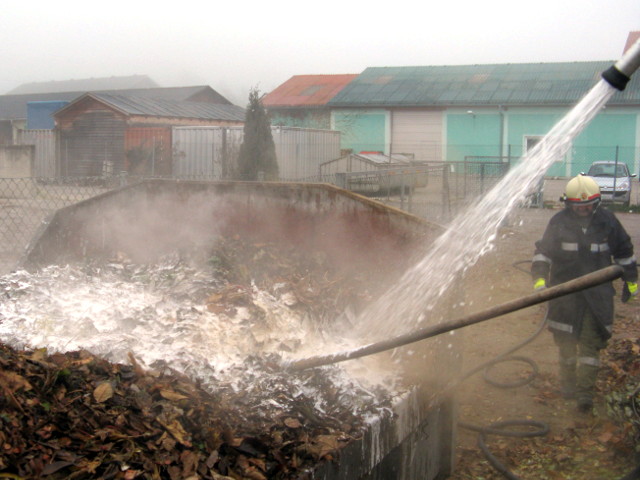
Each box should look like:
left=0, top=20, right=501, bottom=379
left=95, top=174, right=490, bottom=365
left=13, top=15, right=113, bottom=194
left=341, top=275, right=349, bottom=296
left=236, top=88, right=278, bottom=180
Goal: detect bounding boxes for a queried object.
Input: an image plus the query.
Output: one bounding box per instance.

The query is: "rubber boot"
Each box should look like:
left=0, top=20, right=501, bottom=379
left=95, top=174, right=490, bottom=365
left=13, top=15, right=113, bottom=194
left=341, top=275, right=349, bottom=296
left=576, top=362, right=598, bottom=413
left=575, top=311, right=606, bottom=414
left=559, top=363, right=577, bottom=399
left=555, top=337, right=577, bottom=399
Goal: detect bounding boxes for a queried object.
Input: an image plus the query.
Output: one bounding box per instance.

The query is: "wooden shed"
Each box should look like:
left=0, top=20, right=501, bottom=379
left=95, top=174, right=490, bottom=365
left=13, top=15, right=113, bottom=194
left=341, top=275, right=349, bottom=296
left=53, top=93, right=245, bottom=177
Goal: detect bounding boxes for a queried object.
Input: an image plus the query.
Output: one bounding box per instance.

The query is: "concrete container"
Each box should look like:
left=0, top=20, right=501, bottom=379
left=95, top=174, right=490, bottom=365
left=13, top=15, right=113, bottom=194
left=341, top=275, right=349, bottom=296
left=20, top=180, right=458, bottom=479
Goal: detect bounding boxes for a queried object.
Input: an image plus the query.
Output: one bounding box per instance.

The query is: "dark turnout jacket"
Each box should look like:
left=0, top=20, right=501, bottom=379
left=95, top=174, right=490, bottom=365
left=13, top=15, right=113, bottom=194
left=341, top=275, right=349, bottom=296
left=531, top=207, right=637, bottom=340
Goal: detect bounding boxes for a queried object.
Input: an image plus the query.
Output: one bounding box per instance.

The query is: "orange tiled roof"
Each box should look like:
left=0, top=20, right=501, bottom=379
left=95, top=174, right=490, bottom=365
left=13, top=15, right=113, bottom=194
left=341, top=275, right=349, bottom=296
left=263, top=74, right=358, bottom=107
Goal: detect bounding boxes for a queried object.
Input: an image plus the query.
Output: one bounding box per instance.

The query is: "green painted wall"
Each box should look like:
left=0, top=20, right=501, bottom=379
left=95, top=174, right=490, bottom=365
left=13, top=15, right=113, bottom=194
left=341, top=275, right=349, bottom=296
left=507, top=112, right=637, bottom=176
left=572, top=114, right=637, bottom=175
left=446, top=113, right=502, bottom=163
left=506, top=113, right=564, bottom=176
left=332, top=111, right=386, bottom=153
left=328, top=107, right=638, bottom=178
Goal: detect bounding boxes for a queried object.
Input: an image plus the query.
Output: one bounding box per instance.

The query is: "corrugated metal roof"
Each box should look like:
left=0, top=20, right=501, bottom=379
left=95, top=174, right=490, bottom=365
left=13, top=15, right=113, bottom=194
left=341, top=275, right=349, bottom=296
left=328, top=61, right=640, bottom=107
left=0, top=86, right=233, bottom=121
left=263, top=74, right=358, bottom=107
left=58, top=93, right=245, bottom=122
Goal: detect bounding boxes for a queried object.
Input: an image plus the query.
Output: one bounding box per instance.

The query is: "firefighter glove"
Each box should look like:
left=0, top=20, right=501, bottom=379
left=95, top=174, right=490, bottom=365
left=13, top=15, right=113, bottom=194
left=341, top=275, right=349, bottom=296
left=533, top=278, right=547, bottom=291
left=622, top=281, right=638, bottom=303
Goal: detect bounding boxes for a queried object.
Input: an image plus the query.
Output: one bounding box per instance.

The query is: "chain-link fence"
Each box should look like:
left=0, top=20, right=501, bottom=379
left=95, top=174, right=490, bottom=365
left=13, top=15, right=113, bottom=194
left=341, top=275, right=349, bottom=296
left=0, top=170, right=559, bottom=276
left=0, top=177, right=115, bottom=274
left=2, top=140, right=638, bottom=274
left=0, top=161, right=525, bottom=274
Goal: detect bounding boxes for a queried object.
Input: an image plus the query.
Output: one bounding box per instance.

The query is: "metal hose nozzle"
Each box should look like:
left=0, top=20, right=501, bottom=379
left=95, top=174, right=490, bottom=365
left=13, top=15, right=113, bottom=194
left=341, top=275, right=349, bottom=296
left=602, top=38, right=640, bottom=91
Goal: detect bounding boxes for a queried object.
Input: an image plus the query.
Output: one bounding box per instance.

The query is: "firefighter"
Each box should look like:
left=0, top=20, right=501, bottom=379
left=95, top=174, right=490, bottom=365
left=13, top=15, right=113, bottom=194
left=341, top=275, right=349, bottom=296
left=531, top=174, right=637, bottom=413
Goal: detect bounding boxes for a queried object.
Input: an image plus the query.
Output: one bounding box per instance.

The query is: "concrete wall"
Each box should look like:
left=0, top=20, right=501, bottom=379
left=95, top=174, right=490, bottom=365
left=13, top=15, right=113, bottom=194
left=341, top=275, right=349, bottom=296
left=0, top=145, right=35, bottom=198
left=0, top=145, right=34, bottom=178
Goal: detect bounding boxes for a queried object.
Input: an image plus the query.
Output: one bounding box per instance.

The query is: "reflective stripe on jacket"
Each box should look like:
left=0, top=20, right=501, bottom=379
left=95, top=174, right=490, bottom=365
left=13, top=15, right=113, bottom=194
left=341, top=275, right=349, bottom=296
left=531, top=207, right=637, bottom=340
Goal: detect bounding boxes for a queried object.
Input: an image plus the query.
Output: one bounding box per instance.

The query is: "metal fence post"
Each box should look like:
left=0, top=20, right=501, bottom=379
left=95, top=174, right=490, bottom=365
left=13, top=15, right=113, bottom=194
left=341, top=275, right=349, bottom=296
left=613, top=145, right=619, bottom=197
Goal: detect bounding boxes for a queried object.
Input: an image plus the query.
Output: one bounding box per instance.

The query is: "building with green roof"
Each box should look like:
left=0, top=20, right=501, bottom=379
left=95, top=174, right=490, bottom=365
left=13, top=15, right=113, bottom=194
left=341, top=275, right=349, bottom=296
left=323, top=60, right=640, bottom=177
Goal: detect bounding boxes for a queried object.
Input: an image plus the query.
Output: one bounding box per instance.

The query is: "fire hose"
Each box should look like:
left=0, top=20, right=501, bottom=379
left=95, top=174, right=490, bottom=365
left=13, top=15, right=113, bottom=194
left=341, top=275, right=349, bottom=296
left=285, top=265, right=623, bottom=371
left=286, top=265, right=640, bottom=479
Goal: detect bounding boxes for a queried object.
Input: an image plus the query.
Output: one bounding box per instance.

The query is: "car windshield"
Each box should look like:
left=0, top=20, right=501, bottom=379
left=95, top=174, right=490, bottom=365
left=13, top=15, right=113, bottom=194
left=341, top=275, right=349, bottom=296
left=587, top=164, right=628, bottom=178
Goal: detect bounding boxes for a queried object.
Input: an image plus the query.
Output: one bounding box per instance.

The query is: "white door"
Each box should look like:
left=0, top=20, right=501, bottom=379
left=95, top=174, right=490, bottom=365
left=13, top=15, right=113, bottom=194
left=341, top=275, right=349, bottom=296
left=391, top=110, right=443, bottom=162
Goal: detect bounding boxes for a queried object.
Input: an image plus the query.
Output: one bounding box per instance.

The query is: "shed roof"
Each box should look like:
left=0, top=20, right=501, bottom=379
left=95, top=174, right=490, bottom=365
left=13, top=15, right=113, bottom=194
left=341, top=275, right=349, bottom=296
left=263, top=74, right=358, bottom=107
left=327, top=61, right=640, bottom=107
left=55, top=93, right=245, bottom=122
left=322, top=152, right=414, bottom=167
left=0, top=86, right=233, bottom=121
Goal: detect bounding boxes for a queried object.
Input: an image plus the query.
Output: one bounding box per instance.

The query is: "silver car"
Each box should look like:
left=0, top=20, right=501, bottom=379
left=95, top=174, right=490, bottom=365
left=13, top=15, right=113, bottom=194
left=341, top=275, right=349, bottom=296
left=586, top=161, right=636, bottom=207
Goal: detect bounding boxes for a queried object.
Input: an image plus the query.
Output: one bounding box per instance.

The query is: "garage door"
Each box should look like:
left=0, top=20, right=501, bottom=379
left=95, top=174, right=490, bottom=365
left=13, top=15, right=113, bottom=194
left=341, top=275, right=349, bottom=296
left=391, top=110, right=443, bottom=162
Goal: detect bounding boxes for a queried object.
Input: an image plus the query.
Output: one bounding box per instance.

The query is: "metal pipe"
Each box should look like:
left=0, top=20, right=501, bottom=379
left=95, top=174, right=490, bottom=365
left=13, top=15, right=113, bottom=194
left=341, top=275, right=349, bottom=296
left=286, top=265, right=623, bottom=371
left=602, top=38, right=640, bottom=91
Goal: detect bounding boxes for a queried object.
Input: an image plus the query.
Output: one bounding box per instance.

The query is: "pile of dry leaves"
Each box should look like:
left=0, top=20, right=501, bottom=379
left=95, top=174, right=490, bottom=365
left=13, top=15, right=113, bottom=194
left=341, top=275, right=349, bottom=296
left=0, top=342, right=378, bottom=479
left=0, top=237, right=394, bottom=479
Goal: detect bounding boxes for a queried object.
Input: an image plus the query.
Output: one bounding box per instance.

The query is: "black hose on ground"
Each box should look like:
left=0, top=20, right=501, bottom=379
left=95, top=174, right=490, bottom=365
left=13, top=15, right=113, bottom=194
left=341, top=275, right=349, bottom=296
left=455, top=310, right=549, bottom=480
left=476, top=420, right=550, bottom=480
left=456, top=260, right=639, bottom=480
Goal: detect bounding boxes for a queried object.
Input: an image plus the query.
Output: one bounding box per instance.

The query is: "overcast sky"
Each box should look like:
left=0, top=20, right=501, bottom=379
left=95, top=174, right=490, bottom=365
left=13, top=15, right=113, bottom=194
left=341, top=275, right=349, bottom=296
left=1, top=0, right=638, bottom=105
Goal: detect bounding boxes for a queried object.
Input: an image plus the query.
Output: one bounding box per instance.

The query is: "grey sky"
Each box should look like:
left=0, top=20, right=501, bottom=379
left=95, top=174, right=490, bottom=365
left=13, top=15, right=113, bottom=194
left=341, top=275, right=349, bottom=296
left=1, top=0, right=638, bottom=105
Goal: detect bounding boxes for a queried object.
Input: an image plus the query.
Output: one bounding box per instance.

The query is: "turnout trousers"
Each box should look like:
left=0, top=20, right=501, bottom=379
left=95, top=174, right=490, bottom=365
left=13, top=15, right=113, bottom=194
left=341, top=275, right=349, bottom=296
left=552, top=309, right=607, bottom=403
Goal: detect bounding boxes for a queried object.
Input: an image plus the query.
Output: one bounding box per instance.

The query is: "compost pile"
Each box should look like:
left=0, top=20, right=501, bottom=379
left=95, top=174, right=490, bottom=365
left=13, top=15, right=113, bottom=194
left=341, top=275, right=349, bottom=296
left=0, top=237, right=396, bottom=479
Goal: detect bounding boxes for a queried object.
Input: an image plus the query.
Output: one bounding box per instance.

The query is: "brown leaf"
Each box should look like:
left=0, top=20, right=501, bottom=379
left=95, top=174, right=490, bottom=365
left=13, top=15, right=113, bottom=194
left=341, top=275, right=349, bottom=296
left=597, top=431, right=613, bottom=443
left=283, top=417, right=301, bottom=428
left=243, top=468, right=267, bottom=480
left=29, top=348, right=49, bottom=363
left=211, top=473, right=235, bottom=480
left=156, top=417, right=192, bottom=447
left=205, top=450, right=219, bottom=468
left=41, top=461, right=74, bottom=475
left=159, top=388, right=189, bottom=402
left=159, top=432, right=177, bottom=451
left=0, top=371, right=33, bottom=393
left=301, top=434, right=339, bottom=459
left=247, top=457, right=266, bottom=471
left=180, top=450, right=199, bottom=475
left=93, top=382, right=114, bottom=403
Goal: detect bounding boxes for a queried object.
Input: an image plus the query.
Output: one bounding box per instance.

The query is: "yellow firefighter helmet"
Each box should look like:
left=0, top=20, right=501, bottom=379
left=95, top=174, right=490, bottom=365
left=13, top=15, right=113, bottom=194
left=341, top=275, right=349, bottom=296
left=564, top=174, right=601, bottom=206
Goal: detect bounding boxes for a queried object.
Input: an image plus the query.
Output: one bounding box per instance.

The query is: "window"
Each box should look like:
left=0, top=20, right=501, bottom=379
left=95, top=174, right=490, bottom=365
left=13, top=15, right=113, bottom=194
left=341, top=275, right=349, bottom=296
left=524, top=135, right=562, bottom=163
left=525, top=135, right=542, bottom=153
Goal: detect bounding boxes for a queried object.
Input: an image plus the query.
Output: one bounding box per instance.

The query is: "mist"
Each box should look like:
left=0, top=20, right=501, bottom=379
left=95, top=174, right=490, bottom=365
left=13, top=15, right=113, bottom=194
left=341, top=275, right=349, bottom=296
left=1, top=0, right=639, bottom=105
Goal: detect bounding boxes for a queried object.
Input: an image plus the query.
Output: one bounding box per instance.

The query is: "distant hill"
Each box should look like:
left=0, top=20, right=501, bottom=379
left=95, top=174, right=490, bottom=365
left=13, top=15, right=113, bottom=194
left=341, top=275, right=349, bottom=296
left=6, top=75, right=159, bottom=95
